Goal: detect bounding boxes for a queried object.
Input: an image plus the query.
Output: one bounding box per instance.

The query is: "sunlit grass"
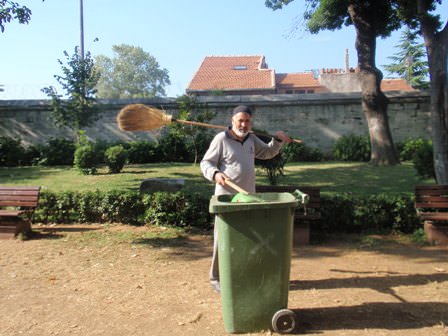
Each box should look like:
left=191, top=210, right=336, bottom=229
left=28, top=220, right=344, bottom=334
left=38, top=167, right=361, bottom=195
left=0, top=161, right=434, bottom=197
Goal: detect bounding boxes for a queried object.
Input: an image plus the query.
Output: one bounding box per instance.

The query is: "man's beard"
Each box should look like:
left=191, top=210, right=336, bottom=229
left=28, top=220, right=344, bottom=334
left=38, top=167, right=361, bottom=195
left=234, top=128, right=249, bottom=138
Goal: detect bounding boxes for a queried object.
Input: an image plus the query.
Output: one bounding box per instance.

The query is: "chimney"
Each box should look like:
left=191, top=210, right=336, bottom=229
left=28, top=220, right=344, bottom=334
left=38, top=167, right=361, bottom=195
left=345, top=49, right=349, bottom=73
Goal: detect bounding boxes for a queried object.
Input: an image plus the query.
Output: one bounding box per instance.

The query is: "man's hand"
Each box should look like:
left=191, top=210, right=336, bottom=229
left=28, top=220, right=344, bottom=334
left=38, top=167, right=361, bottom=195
left=214, top=172, right=228, bottom=186
left=275, top=131, right=292, bottom=144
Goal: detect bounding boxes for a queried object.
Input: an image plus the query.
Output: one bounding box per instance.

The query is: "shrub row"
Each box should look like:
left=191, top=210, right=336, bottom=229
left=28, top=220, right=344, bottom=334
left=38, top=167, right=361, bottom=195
left=32, top=190, right=212, bottom=229
left=319, top=193, right=420, bottom=234
left=0, top=135, right=434, bottom=165
left=31, top=190, right=421, bottom=234
left=0, top=132, right=213, bottom=168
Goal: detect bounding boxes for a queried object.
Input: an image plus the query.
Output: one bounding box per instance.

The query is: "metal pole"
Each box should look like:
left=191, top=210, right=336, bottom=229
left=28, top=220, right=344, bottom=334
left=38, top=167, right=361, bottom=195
left=80, top=0, right=85, bottom=62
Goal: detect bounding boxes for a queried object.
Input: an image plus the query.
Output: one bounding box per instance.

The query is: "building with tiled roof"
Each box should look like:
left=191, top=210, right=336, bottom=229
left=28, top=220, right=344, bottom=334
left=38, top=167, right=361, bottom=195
left=276, top=72, right=328, bottom=94
left=186, top=55, right=415, bottom=96
left=187, top=56, right=276, bottom=95
left=380, top=78, right=415, bottom=92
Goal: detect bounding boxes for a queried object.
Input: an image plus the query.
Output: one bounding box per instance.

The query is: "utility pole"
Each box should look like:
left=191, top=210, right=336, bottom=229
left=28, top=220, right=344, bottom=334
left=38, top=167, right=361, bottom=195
left=80, top=0, right=85, bottom=62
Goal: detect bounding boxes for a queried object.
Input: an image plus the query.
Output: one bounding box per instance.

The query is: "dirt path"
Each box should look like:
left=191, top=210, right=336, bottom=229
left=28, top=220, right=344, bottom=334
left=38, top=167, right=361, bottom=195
left=0, top=225, right=447, bottom=336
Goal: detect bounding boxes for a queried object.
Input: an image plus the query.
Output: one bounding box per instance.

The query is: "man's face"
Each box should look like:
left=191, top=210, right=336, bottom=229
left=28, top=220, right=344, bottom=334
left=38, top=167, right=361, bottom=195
left=231, top=112, right=252, bottom=138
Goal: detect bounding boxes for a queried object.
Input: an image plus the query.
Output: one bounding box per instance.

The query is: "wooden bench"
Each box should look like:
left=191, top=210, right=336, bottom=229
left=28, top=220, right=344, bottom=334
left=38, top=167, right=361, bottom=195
left=415, top=185, right=448, bottom=245
left=256, top=185, right=321, bottom=245
left=0, top=186, right=41, bottom=239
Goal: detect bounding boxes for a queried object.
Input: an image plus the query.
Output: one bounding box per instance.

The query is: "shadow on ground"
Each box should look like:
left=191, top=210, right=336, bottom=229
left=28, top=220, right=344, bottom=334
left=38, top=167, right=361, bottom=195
left=292, top=301, right=447, bottom=333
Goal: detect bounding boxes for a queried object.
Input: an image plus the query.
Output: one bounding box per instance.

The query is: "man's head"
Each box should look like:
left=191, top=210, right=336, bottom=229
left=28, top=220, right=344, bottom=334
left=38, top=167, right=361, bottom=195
left=231, top=105, right=252, bottom=138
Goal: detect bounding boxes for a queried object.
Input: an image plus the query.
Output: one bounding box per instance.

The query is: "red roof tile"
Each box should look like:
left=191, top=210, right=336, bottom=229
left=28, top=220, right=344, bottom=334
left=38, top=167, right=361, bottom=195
left=381, top=78, right=415, bottom=91
left=276, top=72, right=321, bottom=89
left=187, top=56, right=275, bottom=92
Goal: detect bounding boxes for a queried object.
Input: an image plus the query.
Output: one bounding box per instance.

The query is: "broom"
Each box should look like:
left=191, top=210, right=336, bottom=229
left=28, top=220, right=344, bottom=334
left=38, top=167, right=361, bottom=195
left=117, top=104, right=302, bottom=143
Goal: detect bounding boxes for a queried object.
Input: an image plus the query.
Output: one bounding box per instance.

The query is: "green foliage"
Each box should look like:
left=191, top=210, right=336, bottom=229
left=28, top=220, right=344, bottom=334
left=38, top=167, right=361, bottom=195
left=410, top=228, right=428, bottom=245
left=254, top=132, right=287, bottom=185
left=332, top=134, right=371, bottom=161
left=74, top=145, right=98, bottom=175
left=413, top=139, right=434, bottom=179
left=142, top=192, right=210, bottom=228
left=397, top=137, right=427, bottom=161
left=95, top=44, right=171, bottom=98
left=0, top=136, right=25, bottom=166
left=38, top=138, right=75, bottom=166
left=42, top=47, right=101, bottom=133
left=256, top=152, right=286, bottom=185
left=173, top=95, right=215, bottom=164
left=282, top=142, right=324, bottom=162
left=33, top=190, right=211, bottom=228
left=104, top=145, right=128, bottom=174
left=32, top=189, right=420, bottom=234
left=143, top=192, right=187, bottom=227
left=319, top=193, right=420, bottom=234
left=383, top=27, right=429, bottom=90
left=99, top=190, right=144, bottom=224
left=124, top=140, right=160, bottom=164
left=157, top=131, right=190, bottom=162
left=0, top=0, right=34, bottom=32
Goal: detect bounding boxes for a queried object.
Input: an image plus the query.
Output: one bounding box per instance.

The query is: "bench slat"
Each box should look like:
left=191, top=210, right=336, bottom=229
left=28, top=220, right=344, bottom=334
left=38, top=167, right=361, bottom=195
left=0, top=186, right=41, bottom=209
left=0, top=210, right=24, bottom=216
left=415, top=202, right=448, bottom=209
left=0, top=186, right=41, bottom=239
left=419, top=212, right=448, bottom=221
left=415, top=185, right=448, bottom=225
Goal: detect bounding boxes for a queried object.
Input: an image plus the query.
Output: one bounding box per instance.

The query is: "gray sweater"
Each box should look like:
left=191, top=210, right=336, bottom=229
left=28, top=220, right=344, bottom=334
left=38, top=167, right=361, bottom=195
left=200, top=130, right=283, bottom=195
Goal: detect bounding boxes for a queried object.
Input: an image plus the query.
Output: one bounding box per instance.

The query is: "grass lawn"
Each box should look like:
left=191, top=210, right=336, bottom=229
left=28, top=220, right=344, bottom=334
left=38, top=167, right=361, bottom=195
left=0, top=161, right=434, bottom=197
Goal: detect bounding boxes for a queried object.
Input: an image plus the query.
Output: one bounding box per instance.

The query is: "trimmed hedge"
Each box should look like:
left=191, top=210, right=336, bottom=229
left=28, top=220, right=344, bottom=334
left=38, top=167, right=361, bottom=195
left=31, top=190, right=420, bottom=234
left=32, top=190, right=212, bottom=229
left=319, top=193, right=420, bottom=234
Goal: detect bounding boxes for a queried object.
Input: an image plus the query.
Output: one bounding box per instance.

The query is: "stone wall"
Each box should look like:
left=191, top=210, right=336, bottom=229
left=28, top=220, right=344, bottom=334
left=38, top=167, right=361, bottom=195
left=0, top=91, right=431, bottom=154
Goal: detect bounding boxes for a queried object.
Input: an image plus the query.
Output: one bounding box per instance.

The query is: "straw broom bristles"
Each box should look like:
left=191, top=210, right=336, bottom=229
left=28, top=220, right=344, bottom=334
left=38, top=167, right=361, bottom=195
left=117, top=104, right=173, bottom=131
left=117, top=103, right=302, bottom=143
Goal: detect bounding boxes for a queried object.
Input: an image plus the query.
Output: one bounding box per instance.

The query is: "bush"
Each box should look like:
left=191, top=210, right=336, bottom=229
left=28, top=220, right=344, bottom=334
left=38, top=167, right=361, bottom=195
left=158, top=132, right=190, bottom=162
left=39, top=138, right=76, bottom=166
left=0, top=136, right=26, bottom=166
left=32, top=190, right=421, bottom=234
left=125, top=140, right=159, bottom=164
left=33, top=190, right=211, bottom=228
left=333, top=134, right=370, bottom=161
left=413, top=139, right=435, bottom=179
left=398, top=137, right=427, bottom=161
left=99, top=190, right=145, bottom=224
left=104, top=145, right=128, bottom=173
left=142, top=192, right=210, bottom=228
left=319, top=193, right=420, bottom=234
left=282, top=142, right=324, bottom=162
left=74, top=145, right=98, bottom=175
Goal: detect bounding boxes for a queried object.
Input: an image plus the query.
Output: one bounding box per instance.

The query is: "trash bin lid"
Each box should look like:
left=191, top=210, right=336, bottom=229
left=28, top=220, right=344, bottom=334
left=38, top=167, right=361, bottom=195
left=209, top=192, right=298, bottom=214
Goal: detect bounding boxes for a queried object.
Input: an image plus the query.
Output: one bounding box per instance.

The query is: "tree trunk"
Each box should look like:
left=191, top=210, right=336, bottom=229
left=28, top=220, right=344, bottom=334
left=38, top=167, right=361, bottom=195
left=348, top=4, right=400, bottom=166
left=417, top=0, right=448, bottom=184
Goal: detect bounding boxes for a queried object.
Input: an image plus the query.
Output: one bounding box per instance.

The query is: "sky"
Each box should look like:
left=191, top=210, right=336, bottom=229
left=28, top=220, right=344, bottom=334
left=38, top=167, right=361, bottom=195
left=1, top=0, right=447, bottom=100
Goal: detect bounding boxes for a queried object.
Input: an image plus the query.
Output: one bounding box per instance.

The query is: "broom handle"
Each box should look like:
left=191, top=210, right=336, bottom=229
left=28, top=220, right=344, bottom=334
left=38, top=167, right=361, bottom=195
left=224, top=178, right=250, bottom=195
left=172, top=118, right=302, bottom=144
left=173, top=118, right=227, bottom=130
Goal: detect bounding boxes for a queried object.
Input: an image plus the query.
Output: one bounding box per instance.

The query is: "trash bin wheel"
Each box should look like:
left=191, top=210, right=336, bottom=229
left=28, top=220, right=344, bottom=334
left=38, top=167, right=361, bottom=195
left=272, top=309, right=296, bottom=334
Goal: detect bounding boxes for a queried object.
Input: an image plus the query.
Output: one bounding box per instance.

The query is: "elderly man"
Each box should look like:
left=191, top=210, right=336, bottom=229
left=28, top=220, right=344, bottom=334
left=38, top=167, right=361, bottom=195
left=200, top=104, right=291, bottom=292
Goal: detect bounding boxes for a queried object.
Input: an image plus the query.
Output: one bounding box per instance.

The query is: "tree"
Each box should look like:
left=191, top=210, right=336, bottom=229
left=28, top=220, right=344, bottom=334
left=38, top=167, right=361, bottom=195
left=175, top=95, right=215, bottom=164
left=397, top=0, right=448, bottom=183
left=42, top=47, right=101, bottom=137
left=383, top=27, right=430, bottom=90
left=95, top=44, right=171, bottom=99
left=0, top=0, right=37, bottom=32
left=266, top=0, right=401, bottom=166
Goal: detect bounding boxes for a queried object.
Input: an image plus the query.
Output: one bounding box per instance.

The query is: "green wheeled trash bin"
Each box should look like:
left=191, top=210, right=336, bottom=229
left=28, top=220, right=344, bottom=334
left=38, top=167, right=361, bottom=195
left=209, top=192, right=299, bottom=334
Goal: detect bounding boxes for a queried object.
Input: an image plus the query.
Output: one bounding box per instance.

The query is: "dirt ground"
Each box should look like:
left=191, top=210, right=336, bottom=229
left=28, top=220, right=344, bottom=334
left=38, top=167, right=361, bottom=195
left=0, top=224, right=447, bottom=336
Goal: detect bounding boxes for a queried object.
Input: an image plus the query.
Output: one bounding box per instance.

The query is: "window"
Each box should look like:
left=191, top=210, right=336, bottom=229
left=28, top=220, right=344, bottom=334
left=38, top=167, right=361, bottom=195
left=233, top=65, right=247, bottom=70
